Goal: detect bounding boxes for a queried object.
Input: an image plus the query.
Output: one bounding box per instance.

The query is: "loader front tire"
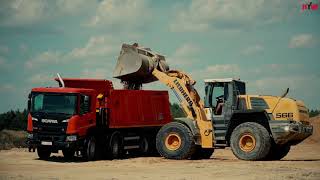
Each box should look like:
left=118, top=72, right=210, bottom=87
left=230, top=122, right=271, bottom=161
left=156, top=122, right=196, bottom=160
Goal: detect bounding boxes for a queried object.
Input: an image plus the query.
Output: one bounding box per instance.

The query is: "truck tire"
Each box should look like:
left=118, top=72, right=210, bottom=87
left=266, top=144, right=291, bottom=160
left=37, top=146, right=51, bottom=160
left=191, top=146, right=214, bottom=160
left=62, top=148, right=75, bottom=160
left=156, top=122, right=196, bottom=160
left=109, top=132, right=123, bottom=159
left=86, top=136, right=97, bottom=161
left=230, top=122, right=271, bottom=161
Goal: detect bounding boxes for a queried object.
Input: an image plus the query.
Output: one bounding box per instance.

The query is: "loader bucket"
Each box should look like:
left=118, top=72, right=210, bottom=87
left=113, top=43, right=169, bottom=84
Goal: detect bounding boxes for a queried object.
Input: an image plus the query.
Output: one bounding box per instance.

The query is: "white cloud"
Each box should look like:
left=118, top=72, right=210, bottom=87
left=28, top=74, right=52, bottom=84
left=86, top=0, right=151, bottom=28
left=0, top=45, right=9, bottom=54
left=0, top=0, right=96, bottom=27
left=288, top=34, right=316, bottom=48
left=168, top=43, right=201, bottom=67
left=241, top=44, right=264, bottom=55
left=0, top=84, right=16, bottom=92
left=25, top=51, right=62, bottom=69
left=69, top=36, right=118, bottom=58
left=25, top=35, right=119, bottom=69
left=170, top=0, right=291, bottom=32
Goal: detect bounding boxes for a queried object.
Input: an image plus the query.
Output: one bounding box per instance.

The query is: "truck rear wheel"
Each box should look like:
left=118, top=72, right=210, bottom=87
left=230, top=122, right=271, bottom=161
left=266, top=144, right=291, bottom=160
left=37, top=146, right=51, bottom=160
left=191, top=146, right=214, bottom=160
left=156, top=122, right=196, bottom=160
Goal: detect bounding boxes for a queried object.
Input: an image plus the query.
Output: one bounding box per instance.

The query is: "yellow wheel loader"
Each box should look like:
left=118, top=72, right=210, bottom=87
left=113, top=43, right=313, bottom=161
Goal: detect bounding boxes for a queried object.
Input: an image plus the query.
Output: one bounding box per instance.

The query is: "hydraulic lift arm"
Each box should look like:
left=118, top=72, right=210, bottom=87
left=151, top=68, right=213, bottom=148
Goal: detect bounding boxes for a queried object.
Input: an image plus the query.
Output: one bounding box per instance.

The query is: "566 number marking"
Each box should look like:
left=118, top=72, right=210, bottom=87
left=275, top=112, right=293, bottom=118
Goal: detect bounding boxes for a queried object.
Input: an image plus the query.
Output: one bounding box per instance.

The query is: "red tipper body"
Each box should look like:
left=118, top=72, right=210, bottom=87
left=60, top=78, right=172, bottom=128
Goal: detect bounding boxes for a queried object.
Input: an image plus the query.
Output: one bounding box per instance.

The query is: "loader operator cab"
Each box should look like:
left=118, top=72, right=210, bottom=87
left=204, top=78, right=246, bottom=116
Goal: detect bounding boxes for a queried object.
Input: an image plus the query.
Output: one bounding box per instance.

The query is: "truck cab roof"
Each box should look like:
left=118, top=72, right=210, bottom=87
left=31, top=87, right=95, bottom=94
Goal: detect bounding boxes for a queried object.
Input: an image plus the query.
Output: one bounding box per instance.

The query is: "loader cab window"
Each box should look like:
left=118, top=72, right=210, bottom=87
left=205, top=82, right=229, bottom=115
left=80, top=95, right=91, bottom=114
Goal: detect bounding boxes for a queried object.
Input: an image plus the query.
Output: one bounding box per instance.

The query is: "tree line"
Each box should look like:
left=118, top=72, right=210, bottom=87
left=0, top=106, right=319, bottom=131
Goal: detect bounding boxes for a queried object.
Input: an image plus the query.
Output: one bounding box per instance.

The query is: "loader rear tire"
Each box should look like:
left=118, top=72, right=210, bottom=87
left=191, top=146, right=214, bottom=160
left=156, top=122, right=196, bottom=160
left=230, top=122, right=271, bottom=161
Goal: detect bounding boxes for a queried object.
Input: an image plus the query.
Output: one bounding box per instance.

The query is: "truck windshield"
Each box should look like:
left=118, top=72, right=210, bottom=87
left=31, top=93, right=77, bottom=115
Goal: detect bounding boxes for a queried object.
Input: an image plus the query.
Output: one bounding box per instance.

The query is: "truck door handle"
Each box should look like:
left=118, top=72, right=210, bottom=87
left=89, top=119, right=93, bottom=124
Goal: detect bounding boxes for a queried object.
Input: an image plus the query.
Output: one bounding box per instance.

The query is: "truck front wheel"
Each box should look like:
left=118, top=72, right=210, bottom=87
left=37, top=146, right=51, bottom=160
left=86, top=136, right=97, bottom=161
left=230, top=122, right=271, bottom=161
left=156, top=122, right=196, bottom=160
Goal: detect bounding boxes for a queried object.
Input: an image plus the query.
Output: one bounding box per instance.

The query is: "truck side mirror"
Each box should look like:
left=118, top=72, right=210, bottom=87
left=27, top=93, right=31, bottom=111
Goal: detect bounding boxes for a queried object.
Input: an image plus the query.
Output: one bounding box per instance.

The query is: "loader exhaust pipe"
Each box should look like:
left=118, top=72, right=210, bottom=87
left=113, top=43, right=169, bottom=85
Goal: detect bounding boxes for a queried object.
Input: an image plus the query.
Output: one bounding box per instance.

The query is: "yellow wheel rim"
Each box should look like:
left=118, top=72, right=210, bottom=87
left=165, top=133, right=182, bottom=151
left=239, top=133, right=256, bottom=152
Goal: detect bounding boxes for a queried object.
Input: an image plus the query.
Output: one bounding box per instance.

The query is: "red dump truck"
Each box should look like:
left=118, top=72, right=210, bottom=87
left=27, top=78, right=171, bottom=160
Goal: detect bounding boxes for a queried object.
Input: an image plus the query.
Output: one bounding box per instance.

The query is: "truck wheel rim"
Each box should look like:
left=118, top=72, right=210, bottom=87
left=165, top=133, right=182, bottom=151
left=239, top=133, right=256, bottom=152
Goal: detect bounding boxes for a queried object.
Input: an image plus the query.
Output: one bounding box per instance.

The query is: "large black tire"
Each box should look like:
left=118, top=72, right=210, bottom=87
left=265, top=144, right=291, bottom=160
left=86, top=136, right=98, bottom=161
left=156, top=122, right=196, bottom=160
left=62, top=148, right=75, bottom=160
left=109, top=132, right=124, bottom=159
left=191, top=146, right=214, bottom=160
left=230, top=122, right=271, bottom=161
left=37, top=146, right=51, bottom=160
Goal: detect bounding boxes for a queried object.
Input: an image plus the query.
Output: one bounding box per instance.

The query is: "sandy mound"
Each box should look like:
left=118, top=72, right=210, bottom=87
left=305, top=115, right=320, bottom=144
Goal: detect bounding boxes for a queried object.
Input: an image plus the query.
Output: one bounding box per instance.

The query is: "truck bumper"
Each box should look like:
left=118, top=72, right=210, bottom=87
left=269, top=121, right=313, bottom=145
left=27, top=133, right=81, bottom=151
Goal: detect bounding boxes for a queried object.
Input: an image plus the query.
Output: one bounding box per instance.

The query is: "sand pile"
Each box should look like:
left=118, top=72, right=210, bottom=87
left=305, top=115, right=320, bottom=144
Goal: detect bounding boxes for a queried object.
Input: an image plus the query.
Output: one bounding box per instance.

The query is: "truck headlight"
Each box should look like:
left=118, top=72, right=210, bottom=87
left=66, top=135, right=77, bottom=142
left=27, top=133, right=33, bottom=139
left=62, top=119, right=69, bottom=123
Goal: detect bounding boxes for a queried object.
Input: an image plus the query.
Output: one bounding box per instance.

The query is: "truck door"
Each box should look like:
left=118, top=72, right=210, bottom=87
left=78, top=94, right=95, bottom=137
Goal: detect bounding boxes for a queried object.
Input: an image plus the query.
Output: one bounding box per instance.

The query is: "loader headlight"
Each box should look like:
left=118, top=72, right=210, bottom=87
left=284, top=126, right=290, bottom=132
left=66, top=135, right=77, bottom=142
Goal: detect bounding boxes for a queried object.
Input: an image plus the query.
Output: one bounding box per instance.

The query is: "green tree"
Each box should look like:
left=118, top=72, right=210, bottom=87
left=170, top=103, right=185, bottom=118
left=309, top=109, right=320, bottom=118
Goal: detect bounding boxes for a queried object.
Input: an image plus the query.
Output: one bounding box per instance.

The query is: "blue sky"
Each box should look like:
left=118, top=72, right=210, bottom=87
left=0, top=0, right=319, bottom=112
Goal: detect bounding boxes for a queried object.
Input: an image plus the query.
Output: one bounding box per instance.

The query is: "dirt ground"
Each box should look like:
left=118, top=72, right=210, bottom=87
left=1, top=116, right=319, bottom=180
left=0, top=142, right=319, bottom=180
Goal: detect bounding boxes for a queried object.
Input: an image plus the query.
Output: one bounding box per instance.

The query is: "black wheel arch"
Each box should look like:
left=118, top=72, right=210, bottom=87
left=226, top=110, right=272, bottom=144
